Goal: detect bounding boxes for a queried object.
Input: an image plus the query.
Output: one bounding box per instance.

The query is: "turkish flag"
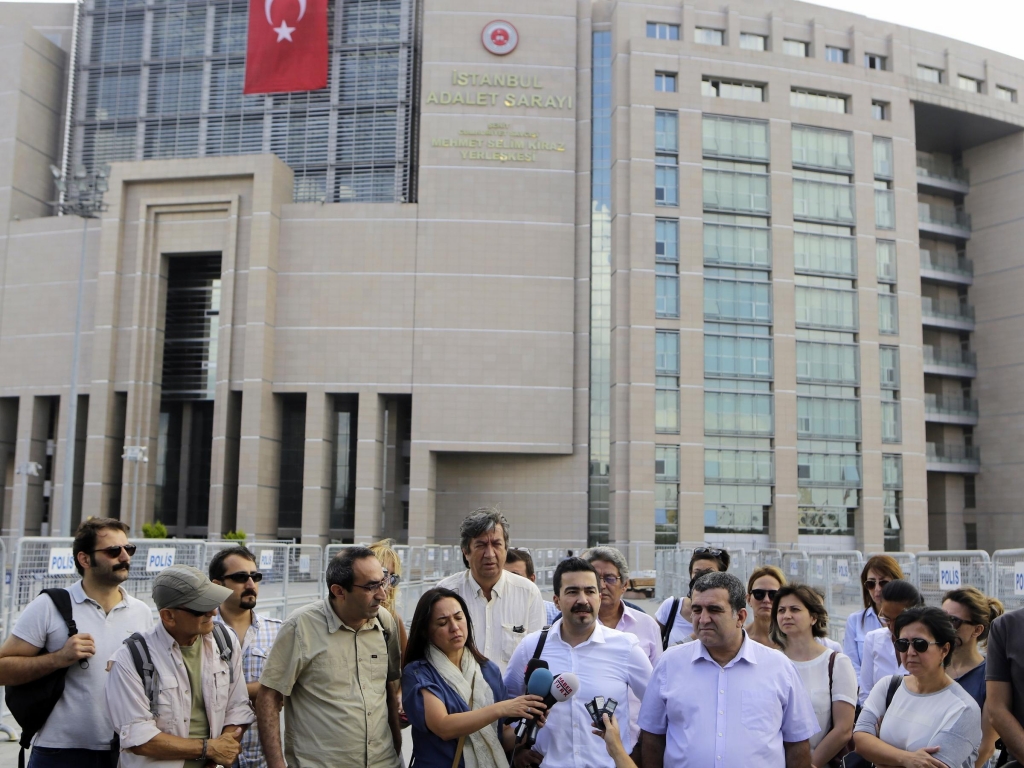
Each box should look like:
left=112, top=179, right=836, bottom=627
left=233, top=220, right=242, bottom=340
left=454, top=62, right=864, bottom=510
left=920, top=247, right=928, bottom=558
left=243, top=0, right=327, bottom=94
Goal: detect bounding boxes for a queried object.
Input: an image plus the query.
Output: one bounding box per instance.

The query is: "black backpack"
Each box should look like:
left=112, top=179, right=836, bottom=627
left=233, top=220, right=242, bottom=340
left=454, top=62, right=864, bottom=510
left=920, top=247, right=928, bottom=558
left=5, top=589, right=78, bottom=768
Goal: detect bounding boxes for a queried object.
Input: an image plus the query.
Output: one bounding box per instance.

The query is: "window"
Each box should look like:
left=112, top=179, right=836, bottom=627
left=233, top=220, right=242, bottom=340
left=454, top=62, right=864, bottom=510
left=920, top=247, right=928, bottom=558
left=783, top=40, right=808, bottom=57
left=881, top=394, right=901, bottom=443
left=703, top=115, right=770, bottom=161
left=702, top=78, right=765, bottom=101
left=876, top=240, right=897, bottom=283
left=797, top=396, right=860, bottom=439
left=796, top=340, right=859, bottom=385
left=883, top=454, right=903, bottom=489
left=958, top=75, right=982, bottom=93
left=695, top=27, right=724, bottom=45
left=873, top=136, right=894, bottom=179
left=655, top=446, right=679, bottom=545
left=705, top=333, right=773, bottom=379
left=656, top=216, right=679, bottom=318
left=792, top=125, right=854, bottom=172
left=656, top=332, right=680, bottom=434
left=705, top=391, right=774, bottom=436
left=703, top=160, right=771, bottom=214
left=647, top=22, right=679, bottom=40
left=705, top=484, right=771, bottom=533
left=704, top=215, right=771, bottom=268
left=656, top=111, right=679, bottom=206
left=704, top=274, right=772, bottom=323
left=880, top=346, right=900, bottom=389
left=872, top=101, right=890, bottom=120
left=794, top=226, right=856, bottom=277
left=795, top=283, right=858, bottom=330
left=705, top=444, right=774, bottom=483
left=825, top=46, right=848, bottom=64
left=798, top=447, right=861, bottom=487
left=790, top=89, right=848, bottom=114
left=792, top=172, right=855, bottom=224
left=878, top=287, right=898, bottom=335
left=865, top=53, right=886, bottom=71
left=655, top=72, right=677, bottom=92
left=964, top=475, right=976, bottom=508
left=656, top=110, right=678, bottom=152
left=656, top=331, right=679, bottom=374
left=917, top=65, right=943, bottom=84
left=656, top=219, right=678, bottom=260
left=740, top=33, right=766, bottom=51
left=996, top=85, right=1018, bottom=103
left=875, top=187, right=895, bottom=229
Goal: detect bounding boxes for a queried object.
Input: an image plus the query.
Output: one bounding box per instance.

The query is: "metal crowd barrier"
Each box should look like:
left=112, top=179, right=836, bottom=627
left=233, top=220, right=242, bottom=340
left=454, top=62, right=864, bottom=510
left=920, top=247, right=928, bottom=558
left=915, top=550, right=992, bottom=607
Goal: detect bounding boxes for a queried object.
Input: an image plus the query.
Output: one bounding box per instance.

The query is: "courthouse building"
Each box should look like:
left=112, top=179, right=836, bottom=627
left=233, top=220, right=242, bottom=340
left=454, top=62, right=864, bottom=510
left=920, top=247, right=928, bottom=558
left=2, top=0, right=1024, bottom=555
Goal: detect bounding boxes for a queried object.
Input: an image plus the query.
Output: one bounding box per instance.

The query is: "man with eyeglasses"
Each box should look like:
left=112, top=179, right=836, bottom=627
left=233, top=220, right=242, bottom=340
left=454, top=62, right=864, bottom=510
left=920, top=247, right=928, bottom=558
left=105, top=564, right=254, bottom=768
left=257, top=547, right=402, bottom=768
left=210, top=546, right=281, bottom=768
left=0, top=518, right=152, bottom=768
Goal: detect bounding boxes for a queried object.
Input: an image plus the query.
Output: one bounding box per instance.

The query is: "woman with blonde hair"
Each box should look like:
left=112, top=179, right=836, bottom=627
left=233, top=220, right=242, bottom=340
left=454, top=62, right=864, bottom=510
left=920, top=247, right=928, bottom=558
left=844, top=554, right=904, bottom=679
left=370, top=538, right=409, bottom=655
left=745, top=565, right=786, bottom=648
left=943, top=586, right=1004, bottom=767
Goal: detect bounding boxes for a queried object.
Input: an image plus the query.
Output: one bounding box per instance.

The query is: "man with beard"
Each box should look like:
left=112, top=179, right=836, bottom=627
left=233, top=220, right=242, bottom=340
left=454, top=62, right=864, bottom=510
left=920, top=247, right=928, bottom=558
left=211, top=546, right=281, bottom=768
left=0, top=518, right=152, bottom=768
left=106, top=565, right=253, bottom=767
left=504, top=558, right=653, bottom=768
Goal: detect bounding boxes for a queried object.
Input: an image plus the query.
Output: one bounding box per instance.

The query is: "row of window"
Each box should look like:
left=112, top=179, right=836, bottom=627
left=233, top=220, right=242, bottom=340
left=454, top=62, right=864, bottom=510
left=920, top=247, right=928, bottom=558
left=646, top=21, right=1018, bottom=104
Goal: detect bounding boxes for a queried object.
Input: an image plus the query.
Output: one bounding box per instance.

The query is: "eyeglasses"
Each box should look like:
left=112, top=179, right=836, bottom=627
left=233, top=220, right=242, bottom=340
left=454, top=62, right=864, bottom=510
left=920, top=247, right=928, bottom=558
left=352, top=572, right=398, bottom=593
left=864, top=579, right=891, bottom=590
left=879, top=614, right=892, bottom=626
left=693, top=547, right=724, bottom=558
left=599, top=575, right=622, bottom=586
left=750, top=589, right=778, bottom=602
left=174, top=606, right=209, bottom=617
left=945, top=615, right=978, bottom=631
left=223, top=571, right=263, bottom=584
left=91, top=544, right=138, bottom=558
left=894, top=637, right=943, bottom=654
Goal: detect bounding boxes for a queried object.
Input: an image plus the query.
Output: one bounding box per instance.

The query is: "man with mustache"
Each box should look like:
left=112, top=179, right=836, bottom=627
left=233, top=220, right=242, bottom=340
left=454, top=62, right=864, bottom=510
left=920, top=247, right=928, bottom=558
left=0, top=518, right=152, bottom=768
left=211, top=546, right=282, bottom=768
left=504, top=558, right=653, bottom=768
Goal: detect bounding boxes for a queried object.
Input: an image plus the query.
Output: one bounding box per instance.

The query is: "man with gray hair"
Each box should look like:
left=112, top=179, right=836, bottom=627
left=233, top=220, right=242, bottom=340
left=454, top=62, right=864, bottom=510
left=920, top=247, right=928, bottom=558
left=638, top=571, right=818, bottom=768
left=436, top=507, right=545, bottom=673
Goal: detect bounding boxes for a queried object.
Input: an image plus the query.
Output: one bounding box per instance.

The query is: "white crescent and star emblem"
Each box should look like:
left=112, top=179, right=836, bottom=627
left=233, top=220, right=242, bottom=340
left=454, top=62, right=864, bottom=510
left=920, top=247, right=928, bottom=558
left=265, top=0, right=305, bottom=42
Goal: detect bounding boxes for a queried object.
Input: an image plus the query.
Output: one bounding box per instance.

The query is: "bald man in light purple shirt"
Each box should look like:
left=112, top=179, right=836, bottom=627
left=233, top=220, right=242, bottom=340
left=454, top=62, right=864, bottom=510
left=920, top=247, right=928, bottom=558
left=639, top=571, right=819, bottom=768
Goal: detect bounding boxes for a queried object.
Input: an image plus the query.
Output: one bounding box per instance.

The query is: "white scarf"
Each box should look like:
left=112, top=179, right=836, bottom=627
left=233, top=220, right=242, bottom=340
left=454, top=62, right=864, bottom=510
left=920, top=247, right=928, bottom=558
left=425, top=644, right=506, bottom=768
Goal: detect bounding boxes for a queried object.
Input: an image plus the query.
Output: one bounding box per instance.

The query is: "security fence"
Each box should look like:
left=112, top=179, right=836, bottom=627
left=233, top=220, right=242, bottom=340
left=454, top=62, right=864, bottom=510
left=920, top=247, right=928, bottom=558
left=915, top=550, right=992, bottom=607
left=992, top=549, right=1024, bottom=612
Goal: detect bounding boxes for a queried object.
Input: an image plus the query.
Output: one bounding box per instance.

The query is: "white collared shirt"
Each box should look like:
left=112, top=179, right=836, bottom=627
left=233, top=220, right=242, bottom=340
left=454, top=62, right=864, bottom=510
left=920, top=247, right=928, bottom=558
left=105, top=621, right=255, bottom=768
left=436, top=569, right=545, bottom=673
left=615, top=604, right=663, bottom=745
left=504, top=619, right=653, bottom=768
left=638, top=634, right=819, bottom=768
left=11, top=580, right=152, bottom=749
left=858, top=627, right=907, bottom=706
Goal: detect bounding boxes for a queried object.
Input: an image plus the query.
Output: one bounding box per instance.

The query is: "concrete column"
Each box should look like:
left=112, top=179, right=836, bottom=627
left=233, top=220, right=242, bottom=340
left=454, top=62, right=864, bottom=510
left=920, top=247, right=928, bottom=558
left=858, top=449, right=886, bottom=553
left=12, top=396, right=50, bottom=536
left=681, top=4, right=696, bottom=47
left=810, top=21, right=825, bottom=60
left=353, top=393, right=383, bottom=543
left=407, top=440, right=436, bottom=546
left=381, top=399, right=404, bottom=539
left=850, top=27, right=864, bottom=69
left=725, top=8, right=740, bottom=48
left=300, top=388, right=332, bottom=545
left=768, top=13, right=784, bottom=52
left=0, top=399, right=18, bottom=532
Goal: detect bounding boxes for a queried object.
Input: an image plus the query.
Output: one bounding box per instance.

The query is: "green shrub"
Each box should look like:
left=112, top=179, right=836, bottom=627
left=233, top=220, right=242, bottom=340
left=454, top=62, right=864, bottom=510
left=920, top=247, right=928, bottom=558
left=142, top=521, right=168, bottom=539
left=223, top=530, right=247, bottom=541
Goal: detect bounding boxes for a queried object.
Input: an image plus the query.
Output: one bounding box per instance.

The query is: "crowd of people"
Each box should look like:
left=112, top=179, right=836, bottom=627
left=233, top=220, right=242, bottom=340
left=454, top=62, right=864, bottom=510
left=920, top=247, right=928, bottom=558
left=0, top=512, right=1022, bottom=768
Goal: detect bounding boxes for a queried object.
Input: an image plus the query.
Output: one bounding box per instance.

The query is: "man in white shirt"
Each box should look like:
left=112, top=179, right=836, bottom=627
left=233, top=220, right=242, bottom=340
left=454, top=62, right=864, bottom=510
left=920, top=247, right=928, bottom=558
left=0, top=518, right=153, bottom=768
left=436, top=508, right=545, bottom=672
left=504, top=557, right=653, bottom=768
left=639, top=571, right=819, bottom=768
left=504, top=548, right=560, bottom=626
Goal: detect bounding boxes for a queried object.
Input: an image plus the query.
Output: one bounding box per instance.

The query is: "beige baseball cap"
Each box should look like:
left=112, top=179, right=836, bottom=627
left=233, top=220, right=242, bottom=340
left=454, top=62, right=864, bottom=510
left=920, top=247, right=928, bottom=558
left=152, top=565, right=232, bottom=612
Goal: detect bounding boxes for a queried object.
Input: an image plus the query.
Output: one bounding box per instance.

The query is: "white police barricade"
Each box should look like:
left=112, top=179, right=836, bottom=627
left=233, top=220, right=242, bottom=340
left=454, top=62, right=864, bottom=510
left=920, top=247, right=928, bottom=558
left=757, top=548, right=783, bottom=568
left=867, top=551, right=918, bottom=585
left=992, top=549, right=1024, bottom=612
left=915, top=550, right=992, bottom=607
left=285, top=544, right=324, bottom=616
left=804, top=551, right=864, bottom=643
left=782, top=551, right=810, bottom=583
left=726, top=548, right=752, bottom=587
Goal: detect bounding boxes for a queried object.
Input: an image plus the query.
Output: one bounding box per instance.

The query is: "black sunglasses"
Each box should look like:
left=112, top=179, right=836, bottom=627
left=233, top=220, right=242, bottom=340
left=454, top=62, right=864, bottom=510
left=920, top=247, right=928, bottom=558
left=894, top=637, right=942, bottom=654
left=945, top=615, right=978, bottom=630
left=223, top=571, right=264, bottom=584
left=92, top=544, right=138, bottom=557
left=175, top=606, right=209, bottom=617
left=864, top=579, right=891, bottom=590
left=693, top=547, right=724, bottom=558
left=751, top=589, right=778, bottom=602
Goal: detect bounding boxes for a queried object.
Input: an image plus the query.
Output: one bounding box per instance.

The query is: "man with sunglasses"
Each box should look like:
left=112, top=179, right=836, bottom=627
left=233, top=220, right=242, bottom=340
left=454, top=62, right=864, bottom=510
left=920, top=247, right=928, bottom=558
left=257, top=547, right=403, bottom=768
left=210, top=546, right=281, bottom=768
left=0, top=518, right=152, bottom=768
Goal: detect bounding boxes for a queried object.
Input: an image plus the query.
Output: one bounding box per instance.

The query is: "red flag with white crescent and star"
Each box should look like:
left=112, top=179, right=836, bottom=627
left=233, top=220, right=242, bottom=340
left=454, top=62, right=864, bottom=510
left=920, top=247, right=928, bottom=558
left=243, top=0, right=327, bottom=94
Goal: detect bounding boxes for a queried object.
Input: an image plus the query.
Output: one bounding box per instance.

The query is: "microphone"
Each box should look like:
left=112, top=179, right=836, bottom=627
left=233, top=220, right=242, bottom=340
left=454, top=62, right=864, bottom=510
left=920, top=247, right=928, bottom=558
left=514, top=667, right=554, bottom=742
left=523, top=672, right=580, bottom=748
left=524, top=658, right=549, bottom=689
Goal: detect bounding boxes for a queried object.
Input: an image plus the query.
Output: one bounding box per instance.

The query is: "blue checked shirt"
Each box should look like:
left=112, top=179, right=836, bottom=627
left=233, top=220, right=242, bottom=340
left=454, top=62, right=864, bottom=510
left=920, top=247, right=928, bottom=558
left=215, top=610, right=282, bottom=768
left=545, top=600, right=561, bottom=625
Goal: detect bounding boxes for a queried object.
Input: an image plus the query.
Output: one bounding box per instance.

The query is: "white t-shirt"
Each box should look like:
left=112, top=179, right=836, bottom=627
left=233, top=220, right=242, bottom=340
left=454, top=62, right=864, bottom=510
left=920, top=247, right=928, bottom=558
left=855, top=676, right=981, bottom=768
left=656, top=596, right=694, bottom=647
left=789, top=651, right=858, bottom=750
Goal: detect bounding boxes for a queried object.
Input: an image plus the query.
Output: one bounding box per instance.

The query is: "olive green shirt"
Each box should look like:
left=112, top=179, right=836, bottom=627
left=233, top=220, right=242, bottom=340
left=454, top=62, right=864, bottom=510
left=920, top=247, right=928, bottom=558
left=179, top=639, right=208, bottom=768
left=260, top=598, right=401, bottom=768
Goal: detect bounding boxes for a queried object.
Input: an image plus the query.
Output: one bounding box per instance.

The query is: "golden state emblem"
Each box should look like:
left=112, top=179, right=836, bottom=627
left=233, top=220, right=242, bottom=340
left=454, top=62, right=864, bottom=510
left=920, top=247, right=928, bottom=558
left=482, top=20, right=518, bottom=55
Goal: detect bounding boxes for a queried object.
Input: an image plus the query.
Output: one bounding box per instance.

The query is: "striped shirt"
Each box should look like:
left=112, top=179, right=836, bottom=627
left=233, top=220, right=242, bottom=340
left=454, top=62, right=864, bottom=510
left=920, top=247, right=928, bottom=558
left=215, top=609, right=282, bottom=768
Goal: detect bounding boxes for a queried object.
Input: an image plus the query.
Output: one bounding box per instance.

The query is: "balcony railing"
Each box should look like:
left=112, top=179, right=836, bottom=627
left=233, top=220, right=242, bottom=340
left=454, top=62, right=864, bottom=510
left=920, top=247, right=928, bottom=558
left=926, top=442, right=981, bottom=465
left=919, top=202, right=972, bottom=232
left=925, top=393, right=979, bottom=418
left=920, top=249, right=973, bottom=278
left=923, top=346, right=977, bottom=370
left=921, top=296, right=975, bottom=324
left=917, top=157, right=970, bottom=185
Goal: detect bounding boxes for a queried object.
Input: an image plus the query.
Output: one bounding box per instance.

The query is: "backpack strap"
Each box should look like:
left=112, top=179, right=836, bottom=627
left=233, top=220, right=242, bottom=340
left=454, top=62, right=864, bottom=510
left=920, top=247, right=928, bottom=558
left=211, top=623, right=235, bottom=685
left=123, top=633, right=158, bottom=716
left=532, top=627, right=551, bottom=661
left=42, top=589, right=77, bottom=638
left=884, top=674, right=903, bottom=711
left=661, top=597, right=680, bottom=651
left=826, top=651, right=837, bottom=731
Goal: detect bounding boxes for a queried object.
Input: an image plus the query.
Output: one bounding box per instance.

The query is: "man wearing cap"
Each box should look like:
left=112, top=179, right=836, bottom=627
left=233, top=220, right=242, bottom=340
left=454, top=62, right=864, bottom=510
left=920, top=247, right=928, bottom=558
left=105, top=564, right=255, bottom=768
left=257, top=546, right=403, bottom=768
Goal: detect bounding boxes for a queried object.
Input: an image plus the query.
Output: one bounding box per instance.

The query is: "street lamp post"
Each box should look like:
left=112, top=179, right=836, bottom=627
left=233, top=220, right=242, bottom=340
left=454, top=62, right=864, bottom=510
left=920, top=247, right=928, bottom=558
left=122, top=445, right=148, bottom=534
left=52, top=164, right=109, bottom=537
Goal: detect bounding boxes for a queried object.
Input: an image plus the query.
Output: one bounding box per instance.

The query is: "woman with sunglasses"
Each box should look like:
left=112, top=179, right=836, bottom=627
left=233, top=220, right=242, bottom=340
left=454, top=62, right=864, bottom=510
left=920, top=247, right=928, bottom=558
left=655, top=546, right=730, bottom=649
left=859, top=579, right=923, bottom=707
left=770, top=585, right=857, bottom=768
left=942, top=587, right=1004, bottom=767
left=845, top=555, right=904, bottom=679
left=745, top=566, right=786, bottom=649
left=402, top=587, right=546, bottom=767
left=853, top=606, right=981, bottom=768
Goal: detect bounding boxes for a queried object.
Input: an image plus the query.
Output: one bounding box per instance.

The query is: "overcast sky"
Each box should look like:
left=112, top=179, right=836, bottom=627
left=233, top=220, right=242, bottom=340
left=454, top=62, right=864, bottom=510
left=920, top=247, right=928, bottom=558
left=1, top=0, right=1022, bottom=61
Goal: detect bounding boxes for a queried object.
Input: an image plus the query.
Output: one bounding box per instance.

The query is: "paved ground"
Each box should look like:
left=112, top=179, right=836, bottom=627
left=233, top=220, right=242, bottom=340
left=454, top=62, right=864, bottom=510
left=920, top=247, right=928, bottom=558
left=0, top=597, right=665, bottom=767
